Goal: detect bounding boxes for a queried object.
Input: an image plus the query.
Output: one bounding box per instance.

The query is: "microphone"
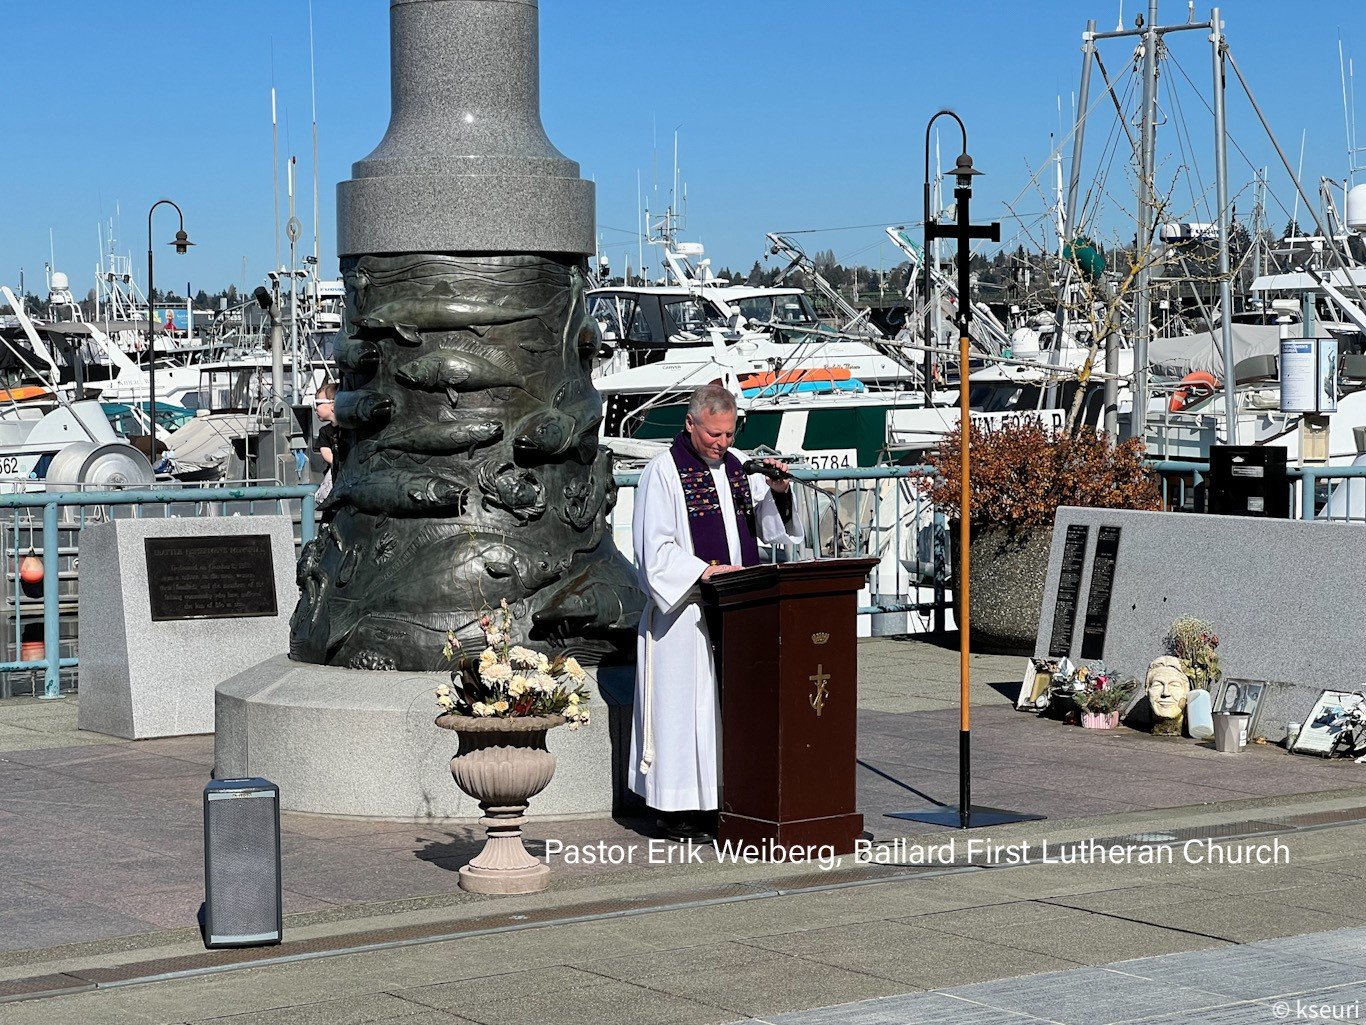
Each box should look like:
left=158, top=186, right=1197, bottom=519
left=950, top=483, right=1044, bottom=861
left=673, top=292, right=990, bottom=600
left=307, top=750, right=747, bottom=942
left=742, top=458, right=789, bottom=480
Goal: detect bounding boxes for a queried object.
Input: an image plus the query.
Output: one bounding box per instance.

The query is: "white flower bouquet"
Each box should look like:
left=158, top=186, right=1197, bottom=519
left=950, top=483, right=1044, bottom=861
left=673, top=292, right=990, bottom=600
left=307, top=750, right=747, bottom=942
left=436, top=600, right=591, bottom=728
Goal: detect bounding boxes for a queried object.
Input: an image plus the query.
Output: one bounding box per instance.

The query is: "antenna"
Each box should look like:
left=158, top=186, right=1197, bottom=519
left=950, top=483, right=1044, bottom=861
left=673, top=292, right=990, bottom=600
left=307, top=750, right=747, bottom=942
left=1291, top=129, right=1306, bottom=232
left=272, top=83, right=281, bottom=274
left=309, top=0, right=321, bottom=269
left=1342, top=36, right=1353, bottom=185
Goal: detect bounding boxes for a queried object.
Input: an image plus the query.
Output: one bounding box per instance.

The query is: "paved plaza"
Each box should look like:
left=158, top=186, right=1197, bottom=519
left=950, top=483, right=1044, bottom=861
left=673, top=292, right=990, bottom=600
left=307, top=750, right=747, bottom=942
left=2, top=634, right=1366, bottom=1023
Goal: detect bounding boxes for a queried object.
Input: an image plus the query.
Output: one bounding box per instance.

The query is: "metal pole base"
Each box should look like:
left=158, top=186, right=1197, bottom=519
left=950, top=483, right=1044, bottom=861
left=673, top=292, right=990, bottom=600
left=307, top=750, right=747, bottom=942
left=886, top=806, right=1045, bottom=829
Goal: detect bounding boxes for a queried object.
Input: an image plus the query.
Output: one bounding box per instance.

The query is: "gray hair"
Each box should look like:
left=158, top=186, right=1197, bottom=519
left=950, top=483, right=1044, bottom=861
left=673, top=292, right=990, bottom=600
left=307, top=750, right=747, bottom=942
left=687, top=383, right=737, bottom=418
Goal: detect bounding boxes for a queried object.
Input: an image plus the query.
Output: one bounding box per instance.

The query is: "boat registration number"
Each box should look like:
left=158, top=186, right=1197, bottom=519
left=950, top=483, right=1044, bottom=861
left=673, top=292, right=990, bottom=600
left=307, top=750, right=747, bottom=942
left=0, top=456, right=28, bottom=478
left=804, top=450, right=855, bottom=470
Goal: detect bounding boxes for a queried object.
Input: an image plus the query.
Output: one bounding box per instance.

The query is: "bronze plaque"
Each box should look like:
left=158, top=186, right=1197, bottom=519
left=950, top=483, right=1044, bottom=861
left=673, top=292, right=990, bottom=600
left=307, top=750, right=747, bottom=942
left=1080, top=526, right=1122, bottom=659
left=145, top=535, right=278, bottom=622
left=1048, top=524, right=1090, bottom=657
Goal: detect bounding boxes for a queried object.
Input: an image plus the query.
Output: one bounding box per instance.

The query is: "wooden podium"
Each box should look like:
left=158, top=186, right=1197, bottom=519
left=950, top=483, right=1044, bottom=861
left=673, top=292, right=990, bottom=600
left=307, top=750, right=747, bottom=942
left=701, top=557, right=877, bottom=857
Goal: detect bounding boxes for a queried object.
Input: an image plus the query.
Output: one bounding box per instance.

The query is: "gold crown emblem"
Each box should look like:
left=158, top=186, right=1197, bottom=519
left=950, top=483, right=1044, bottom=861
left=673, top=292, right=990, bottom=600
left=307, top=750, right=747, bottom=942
left=812, top=632, right=830, bottom=645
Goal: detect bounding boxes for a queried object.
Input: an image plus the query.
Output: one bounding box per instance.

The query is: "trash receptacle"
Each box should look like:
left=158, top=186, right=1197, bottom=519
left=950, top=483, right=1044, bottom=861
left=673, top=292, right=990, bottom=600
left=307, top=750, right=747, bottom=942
left=1213, top=711, right=1251, bottom=754
left=1207, top=445, right=1289, bottom=517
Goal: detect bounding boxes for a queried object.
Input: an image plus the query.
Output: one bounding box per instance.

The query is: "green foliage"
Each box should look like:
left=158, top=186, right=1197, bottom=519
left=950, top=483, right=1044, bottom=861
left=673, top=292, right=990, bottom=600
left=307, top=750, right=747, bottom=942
left=927, top=419, right=1162, bottom=530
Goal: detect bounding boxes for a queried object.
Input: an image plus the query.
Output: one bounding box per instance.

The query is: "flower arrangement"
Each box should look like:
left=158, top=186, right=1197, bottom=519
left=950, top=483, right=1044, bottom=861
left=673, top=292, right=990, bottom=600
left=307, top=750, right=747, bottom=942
left=926, top=419, right=1161, bottom=530
left=1166, top=617, right=1221, bottom=691
left=1063, top=663, right=1137, bottom=714
left=436, top=600, right=591, bottom=728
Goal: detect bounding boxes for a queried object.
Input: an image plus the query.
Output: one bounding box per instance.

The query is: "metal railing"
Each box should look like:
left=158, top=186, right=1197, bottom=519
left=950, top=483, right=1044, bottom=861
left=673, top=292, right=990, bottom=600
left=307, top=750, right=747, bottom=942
left=613, top=465, right=952, bottom=627
left=2, top=484, right=317, bottom=699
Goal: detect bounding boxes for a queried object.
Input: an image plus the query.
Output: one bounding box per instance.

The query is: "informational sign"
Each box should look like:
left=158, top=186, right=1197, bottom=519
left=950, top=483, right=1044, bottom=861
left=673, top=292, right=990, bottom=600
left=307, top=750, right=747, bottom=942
left=1280, top=337, right=1337, bottom=413
left=145, top=535, right=278, bottom=621
left=1080, top=526, right=1122, bottom=659
left=1048, top=524, right=1090, bottom=657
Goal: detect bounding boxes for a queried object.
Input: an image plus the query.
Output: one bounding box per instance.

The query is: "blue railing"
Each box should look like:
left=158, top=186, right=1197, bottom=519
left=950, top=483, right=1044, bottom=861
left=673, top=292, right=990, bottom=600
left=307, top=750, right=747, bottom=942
left=613, top=464, right=951, bottom=626
left=2, top=485, right=316, bottom=699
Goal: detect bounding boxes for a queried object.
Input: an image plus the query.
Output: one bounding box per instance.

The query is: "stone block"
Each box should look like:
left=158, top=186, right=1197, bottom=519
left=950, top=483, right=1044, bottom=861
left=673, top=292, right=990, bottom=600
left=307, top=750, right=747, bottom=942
left=1035, top=509, right=1366, bottom=740
left=77, top=516, right=296, bottom=740
left=215, top=656, right=632, bottom=819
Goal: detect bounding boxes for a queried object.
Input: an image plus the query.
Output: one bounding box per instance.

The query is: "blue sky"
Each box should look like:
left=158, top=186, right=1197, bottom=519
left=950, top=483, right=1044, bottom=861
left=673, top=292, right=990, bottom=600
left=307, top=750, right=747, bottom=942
left=2, top=0, right=1361, bottom=297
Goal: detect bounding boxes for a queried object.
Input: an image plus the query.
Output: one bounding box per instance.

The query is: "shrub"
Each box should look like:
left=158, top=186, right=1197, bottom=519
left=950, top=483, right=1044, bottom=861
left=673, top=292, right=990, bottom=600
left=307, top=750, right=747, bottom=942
left=927, top=419, right=1161, bottom=530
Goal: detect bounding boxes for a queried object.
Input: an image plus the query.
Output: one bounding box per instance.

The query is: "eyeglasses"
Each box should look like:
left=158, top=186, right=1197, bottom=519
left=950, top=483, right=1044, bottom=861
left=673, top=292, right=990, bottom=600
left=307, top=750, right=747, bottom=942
left=316, top=399, right=334, bottom=406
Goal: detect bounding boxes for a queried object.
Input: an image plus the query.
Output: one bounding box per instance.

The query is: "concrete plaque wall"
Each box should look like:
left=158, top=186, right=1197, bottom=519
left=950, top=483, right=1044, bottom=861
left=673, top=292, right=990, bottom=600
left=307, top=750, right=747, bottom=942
left=1034, top=507, right=1366, bottom=740
left=77, top=516, right=296, bottom=739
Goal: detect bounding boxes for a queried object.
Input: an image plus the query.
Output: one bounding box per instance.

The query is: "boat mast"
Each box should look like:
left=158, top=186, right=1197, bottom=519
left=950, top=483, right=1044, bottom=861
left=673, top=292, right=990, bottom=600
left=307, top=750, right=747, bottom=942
left=1211, top=7, right=1238, bottom=443
left=1059, top=19, right=1096, bottom=418
left=309, top=0, right=321, bottom=357
left=1131, top=0, right=1160, bottom=441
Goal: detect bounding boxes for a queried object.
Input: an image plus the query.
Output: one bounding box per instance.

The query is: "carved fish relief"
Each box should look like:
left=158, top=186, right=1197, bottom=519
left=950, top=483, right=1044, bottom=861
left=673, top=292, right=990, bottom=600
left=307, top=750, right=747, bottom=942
left=395, top=348, right=524, bottom=401
left=333, top=389, right=395, bottom=429
left=333, top=333, right=380, bottom=373
left=331, top=468, right=469, bottom=516
left=479, top=540, right=567, bottom=590
left=354, top=295, right=561, bottom=342
left=476, top=461, right=546, bottom=522
left=357, top=418, right=503, bottom=462
left=559, top=465, right=610, bottom=532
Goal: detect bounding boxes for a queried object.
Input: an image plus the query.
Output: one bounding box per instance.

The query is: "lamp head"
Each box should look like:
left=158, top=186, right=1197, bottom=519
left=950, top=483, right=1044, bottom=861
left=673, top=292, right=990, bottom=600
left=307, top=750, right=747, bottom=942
left=951, top=153, right=983, bottom=187
left=169, top=229, right=194, bottom=255
left=253, top=286, right=272, bottom=311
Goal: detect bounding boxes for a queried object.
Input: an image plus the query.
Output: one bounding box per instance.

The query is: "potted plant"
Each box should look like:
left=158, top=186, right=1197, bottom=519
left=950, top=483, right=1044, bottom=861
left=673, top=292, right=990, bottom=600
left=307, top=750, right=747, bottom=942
left=1066, top=663, right=1136, bottom=730
left=435, top=600, right=590, bottom=894
left=927, top=419, right=1161, bottom=654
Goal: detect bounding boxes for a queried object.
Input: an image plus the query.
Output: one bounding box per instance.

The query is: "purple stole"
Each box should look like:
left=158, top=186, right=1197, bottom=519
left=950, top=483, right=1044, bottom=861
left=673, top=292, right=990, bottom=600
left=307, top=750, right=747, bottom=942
left=670, top=433, right=761, bottom=567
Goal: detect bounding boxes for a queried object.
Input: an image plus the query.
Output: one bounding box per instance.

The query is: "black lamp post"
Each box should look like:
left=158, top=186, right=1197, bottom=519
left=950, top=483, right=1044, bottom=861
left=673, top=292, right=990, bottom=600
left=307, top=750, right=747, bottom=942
left=922, top=109, right=967, bottom=403
left=889, top=119, right=1042, bottom=831
left=146, top=199, right=193, bottom=441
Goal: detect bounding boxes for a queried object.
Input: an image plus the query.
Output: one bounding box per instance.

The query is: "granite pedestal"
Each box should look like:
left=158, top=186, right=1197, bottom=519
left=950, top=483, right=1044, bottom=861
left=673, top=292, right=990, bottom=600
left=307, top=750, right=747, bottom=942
left=214, top=656, right=633, bottom=819
left=77, top=516, right=296, bottom=740
left=1035, top=507, right=1366, bottom=740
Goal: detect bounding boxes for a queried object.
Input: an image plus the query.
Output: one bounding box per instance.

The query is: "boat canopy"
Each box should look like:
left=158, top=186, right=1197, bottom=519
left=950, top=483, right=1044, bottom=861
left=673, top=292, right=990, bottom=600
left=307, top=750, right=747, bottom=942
left=1148, top=323, right=1283, bottom=380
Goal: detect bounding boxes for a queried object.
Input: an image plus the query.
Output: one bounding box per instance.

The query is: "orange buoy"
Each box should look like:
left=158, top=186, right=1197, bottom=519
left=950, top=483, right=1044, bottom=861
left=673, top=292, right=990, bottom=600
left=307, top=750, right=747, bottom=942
left=18, top=554, right=43, bottom=585
left=19, top=640, right=43, bottom=663
left=1168, top=370, right=1220, bottom=413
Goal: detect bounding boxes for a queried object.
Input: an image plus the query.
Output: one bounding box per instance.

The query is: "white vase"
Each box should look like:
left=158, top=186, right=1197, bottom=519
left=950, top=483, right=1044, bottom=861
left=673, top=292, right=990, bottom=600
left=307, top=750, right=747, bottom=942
left=1187, top=689, right=1214, bottom=739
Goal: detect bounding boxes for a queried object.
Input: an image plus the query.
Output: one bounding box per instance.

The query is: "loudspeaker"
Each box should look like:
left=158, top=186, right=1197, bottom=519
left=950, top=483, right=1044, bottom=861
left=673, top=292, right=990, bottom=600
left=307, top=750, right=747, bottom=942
left=202, top=777, right=283, bottom=948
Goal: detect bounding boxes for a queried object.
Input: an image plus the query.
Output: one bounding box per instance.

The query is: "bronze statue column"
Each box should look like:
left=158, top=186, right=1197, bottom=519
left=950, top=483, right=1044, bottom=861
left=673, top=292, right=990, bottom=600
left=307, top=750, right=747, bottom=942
left=292, top=0, right=640, bottom=670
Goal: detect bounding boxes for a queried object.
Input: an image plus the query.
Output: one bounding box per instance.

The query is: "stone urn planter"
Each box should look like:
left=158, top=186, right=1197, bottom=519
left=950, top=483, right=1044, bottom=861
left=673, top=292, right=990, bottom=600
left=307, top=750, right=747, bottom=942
left=435, top=713, right=565, bottom=894
left=951, top=523, right=1054, bottom=655
left=1080, top=711, right=1120, bottom=730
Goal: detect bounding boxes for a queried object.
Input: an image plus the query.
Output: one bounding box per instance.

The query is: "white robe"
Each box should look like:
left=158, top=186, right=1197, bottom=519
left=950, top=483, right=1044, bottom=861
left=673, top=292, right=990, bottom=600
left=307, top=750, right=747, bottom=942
left=628, top=450, right=804, bottom=811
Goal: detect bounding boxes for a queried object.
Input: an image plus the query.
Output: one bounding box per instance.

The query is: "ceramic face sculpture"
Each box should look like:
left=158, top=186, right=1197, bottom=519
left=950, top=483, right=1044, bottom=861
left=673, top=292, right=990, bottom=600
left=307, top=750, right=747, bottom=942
left=1146, top=656, right=1190, bottom=722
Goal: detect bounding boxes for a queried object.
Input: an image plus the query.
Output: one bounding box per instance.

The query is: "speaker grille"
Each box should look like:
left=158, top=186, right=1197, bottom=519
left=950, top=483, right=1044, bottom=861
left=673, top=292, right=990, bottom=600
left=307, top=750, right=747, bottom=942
left=204, top=780, right=281, bottom=946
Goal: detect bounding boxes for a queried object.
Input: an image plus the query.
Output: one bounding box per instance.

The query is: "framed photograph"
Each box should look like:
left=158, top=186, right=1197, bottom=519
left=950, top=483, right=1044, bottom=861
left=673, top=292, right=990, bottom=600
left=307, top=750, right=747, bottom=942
left=1017, top=657, right=1066, bottom=711
left=1292, top=690, right=1362, bottom=756
left=1213, top=679, right=1267, bottom=738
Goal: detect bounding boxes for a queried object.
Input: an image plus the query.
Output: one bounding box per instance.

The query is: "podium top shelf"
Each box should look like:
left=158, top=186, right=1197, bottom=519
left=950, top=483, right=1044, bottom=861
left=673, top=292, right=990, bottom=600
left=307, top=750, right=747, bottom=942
left=701, top=557, right=878, bottom=607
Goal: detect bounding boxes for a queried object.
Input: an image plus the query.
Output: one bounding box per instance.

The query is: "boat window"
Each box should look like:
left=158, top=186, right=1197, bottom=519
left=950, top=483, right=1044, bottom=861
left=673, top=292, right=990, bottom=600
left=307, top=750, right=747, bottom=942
left=662, top=298, right=719, bottom=337
left=967, top=383, right=1025, bottom=413
left=588, top=295, right=634, bottom=342
left=625, top=302, right=657, bottom=344
left=735, top=294, right=819, bottom=327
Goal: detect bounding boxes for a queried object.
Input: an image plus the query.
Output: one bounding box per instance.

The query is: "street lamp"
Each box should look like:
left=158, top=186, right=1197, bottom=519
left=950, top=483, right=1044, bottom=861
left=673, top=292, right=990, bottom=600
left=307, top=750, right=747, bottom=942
left=146, top=199, right=193, bottom=444
left=922, top=109, right=967, bottom=403
left=890, top=118, right=1040, bottom=831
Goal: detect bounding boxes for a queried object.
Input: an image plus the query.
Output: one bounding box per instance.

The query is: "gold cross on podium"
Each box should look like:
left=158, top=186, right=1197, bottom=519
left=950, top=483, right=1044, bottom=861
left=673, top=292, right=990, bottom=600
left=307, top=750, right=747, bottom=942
left=809, top=665, right=830, bottom=717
